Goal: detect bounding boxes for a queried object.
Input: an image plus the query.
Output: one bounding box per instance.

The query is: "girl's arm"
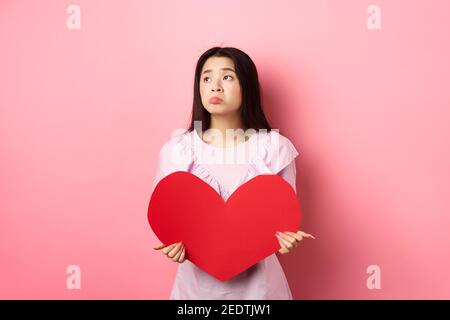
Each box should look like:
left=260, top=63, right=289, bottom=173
left=275, top=160, right=316, bottom=253
left=150, top=166, right=166, bottom=195
left=150, top=145, right=186, bottom=263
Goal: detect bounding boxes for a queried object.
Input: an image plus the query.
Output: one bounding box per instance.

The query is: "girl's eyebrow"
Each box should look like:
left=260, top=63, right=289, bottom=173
left=202, top=67, right=235, bottom=74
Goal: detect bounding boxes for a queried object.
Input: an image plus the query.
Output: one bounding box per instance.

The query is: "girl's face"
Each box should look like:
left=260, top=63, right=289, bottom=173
left=199, top=56, right=242, bottom=117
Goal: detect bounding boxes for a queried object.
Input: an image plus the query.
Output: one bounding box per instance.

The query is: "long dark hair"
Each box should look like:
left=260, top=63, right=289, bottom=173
left=187, top=47, right=272, bottom=133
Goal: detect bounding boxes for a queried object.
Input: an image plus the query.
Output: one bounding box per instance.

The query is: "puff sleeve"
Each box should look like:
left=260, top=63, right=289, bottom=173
left=150, top=132, right=193, bottom=193
left=277, top=160, right=297, bottom=193
left=261, top=130, right=299, bottom=174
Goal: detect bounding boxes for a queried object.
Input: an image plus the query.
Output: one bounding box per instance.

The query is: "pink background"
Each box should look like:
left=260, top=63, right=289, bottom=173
left=1, top=0, right=449, bottom=299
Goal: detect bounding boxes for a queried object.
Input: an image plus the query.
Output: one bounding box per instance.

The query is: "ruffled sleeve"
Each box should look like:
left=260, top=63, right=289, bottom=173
left=151, top=131, right=193, bottom=193
left=278, top=160, right=297, bottom=193
left=259, top=130, right=299, bottom=174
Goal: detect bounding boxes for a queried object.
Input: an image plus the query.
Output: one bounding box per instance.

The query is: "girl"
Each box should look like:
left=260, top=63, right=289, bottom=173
left=152, top=47, right=315, bottom=299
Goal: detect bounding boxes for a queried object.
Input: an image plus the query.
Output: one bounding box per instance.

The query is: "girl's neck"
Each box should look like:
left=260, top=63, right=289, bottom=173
left=210, top=112, right=244, bottom=133
left=205, top=113, right=247, bottom=147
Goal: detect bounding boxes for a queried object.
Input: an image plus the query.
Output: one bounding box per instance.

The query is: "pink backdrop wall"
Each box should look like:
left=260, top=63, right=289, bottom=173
left=1, top=0, right=449, bottom=299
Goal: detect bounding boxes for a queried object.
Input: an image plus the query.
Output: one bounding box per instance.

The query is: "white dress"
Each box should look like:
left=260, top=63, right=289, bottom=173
left=152, top=129, right=299, bottom=299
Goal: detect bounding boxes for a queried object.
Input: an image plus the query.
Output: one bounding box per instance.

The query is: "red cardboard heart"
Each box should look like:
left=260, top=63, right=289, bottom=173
left=148, top=171, right=302, bottom=282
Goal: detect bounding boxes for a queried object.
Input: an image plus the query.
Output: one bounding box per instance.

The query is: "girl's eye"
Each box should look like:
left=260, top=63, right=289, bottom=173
left=202, top=75, right=234, bottom=82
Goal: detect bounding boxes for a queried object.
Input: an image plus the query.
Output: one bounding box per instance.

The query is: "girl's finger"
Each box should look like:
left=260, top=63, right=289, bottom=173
left=167, top=243, right=183, bottom=258
left=276, top=234, right=294, bottom=249
left=278, top=246, right=289, bottom=254
left=277, top=232, right=297, bottom=245
left=280, top=232, right=299, bottom=247
left=276, top=235, right=291, bottom=254
left=286, top=231, right=303, bottom=242
left=153, top=243, right=166, bottom=250
left=297, top=230, right=316, bottom=239
left=277, top=238, right=287, bottom=249
left=178, top=247, right=186, bottom=263
left=172, top=245, right=183, bottom=261
left=162, top=242, right=179, bottom=255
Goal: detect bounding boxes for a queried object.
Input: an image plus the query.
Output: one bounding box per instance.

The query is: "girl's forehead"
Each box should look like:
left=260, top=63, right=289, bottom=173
left=202, top=57, right=235, bottom=71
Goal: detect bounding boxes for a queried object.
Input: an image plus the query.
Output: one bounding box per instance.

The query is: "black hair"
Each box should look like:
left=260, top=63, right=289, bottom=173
left=187, top=47, right=272, bottom=133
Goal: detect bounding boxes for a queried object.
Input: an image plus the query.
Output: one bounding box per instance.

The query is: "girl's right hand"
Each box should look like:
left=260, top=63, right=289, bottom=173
left=153, top=241, right=186, bottom=263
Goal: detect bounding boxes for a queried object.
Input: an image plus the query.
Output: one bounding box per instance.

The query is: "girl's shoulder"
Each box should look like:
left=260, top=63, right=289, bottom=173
left=160, top=129, right=191, bottom=149
left=256, top=129, right=300, bottom=174
left=261, top=129, right=298, bottom=150
left=157, top=129, right=193, bottom=174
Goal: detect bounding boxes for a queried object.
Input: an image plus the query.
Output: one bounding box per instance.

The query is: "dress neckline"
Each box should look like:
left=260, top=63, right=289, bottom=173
left=189, top=129, right=266, bottom=199
left=193, top=129, right=258, bottom=151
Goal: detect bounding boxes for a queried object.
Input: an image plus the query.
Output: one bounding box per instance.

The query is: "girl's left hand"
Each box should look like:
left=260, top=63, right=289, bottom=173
left=275, top=230, right=316, bottom=254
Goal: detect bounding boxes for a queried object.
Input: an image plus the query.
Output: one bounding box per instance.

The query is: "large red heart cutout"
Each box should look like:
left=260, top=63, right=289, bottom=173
left=148, top=171, right=302, bottom=282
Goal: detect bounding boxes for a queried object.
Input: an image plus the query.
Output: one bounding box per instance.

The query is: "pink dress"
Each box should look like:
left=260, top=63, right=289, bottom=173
left=151, top=129, right=299, bottom=300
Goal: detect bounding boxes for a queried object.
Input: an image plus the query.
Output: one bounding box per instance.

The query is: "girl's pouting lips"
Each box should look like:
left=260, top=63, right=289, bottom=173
left=209, top=97, right=223, bottom=104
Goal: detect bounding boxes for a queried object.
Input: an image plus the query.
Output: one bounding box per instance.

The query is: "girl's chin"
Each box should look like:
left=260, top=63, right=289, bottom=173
left=205, top=104, right=241, bottom=115
left=207, top=105, right=226, bottom=112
